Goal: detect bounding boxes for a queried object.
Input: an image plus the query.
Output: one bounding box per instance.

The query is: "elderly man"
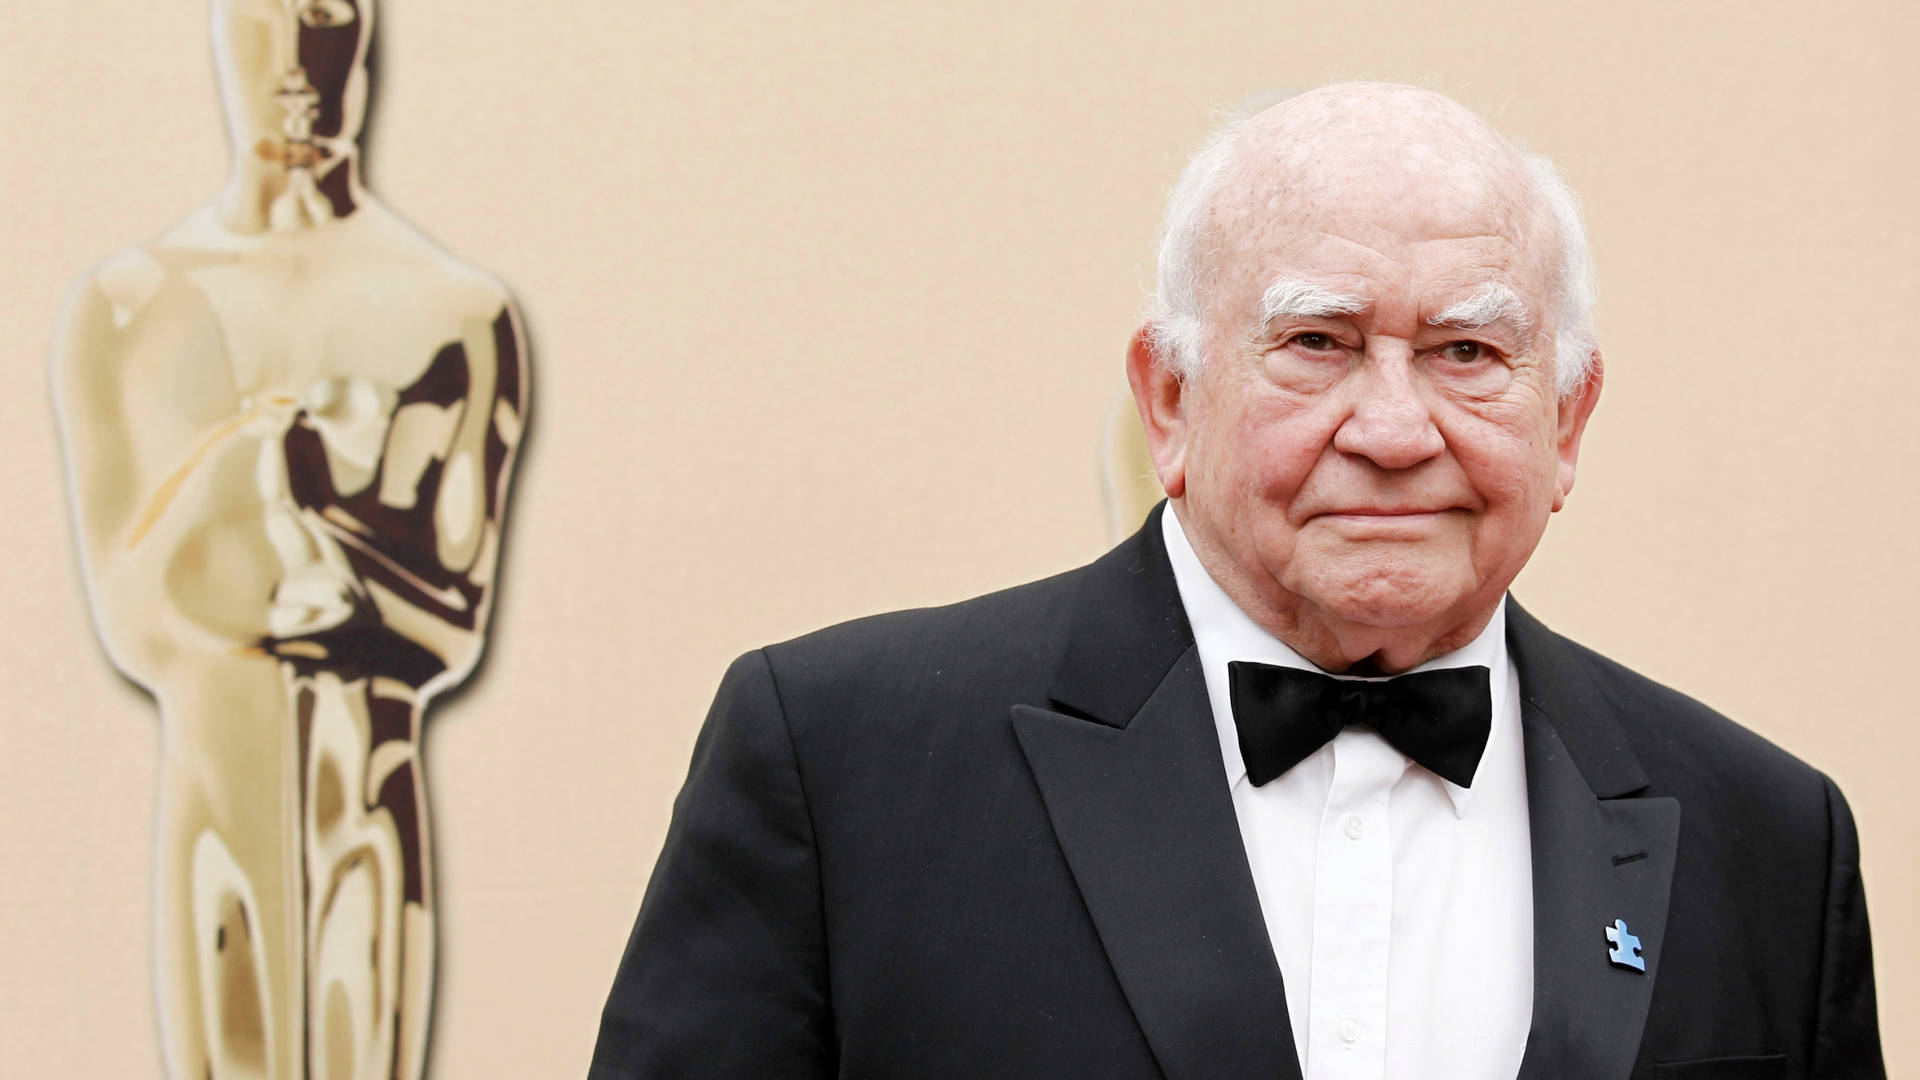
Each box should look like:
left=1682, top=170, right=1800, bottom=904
left=589, top=84, right=1883, bottom=1079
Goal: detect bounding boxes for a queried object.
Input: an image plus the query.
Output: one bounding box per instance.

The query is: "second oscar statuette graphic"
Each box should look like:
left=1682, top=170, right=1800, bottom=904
left=49, top=1, right=530, bottom=1077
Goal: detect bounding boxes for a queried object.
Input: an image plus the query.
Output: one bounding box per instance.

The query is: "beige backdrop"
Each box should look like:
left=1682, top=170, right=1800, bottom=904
left=5, top=0, right=1914, bottom=1074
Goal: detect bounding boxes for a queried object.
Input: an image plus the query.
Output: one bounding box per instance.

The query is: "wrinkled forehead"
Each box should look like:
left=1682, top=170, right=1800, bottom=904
left=1212, top=88, right=1554, bottom=281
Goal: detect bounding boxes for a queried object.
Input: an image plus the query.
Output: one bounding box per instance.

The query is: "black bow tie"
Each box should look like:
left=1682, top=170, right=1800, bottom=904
left=1226, top=662, right=1492, bottom=788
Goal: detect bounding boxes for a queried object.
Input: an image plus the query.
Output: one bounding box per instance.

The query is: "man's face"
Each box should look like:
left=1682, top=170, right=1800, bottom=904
left=1137, top=96, right=1600, bottom=669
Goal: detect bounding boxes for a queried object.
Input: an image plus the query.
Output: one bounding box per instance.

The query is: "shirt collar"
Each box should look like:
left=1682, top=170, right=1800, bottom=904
left=1160, top=505, right=1512, bottom=817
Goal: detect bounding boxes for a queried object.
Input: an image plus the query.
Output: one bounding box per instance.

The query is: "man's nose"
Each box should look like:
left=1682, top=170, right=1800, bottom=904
left=1331, top=351, right=1444, bottom=470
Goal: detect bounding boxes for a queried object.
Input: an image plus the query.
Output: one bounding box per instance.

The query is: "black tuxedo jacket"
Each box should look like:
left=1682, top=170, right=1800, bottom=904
left=590, top=511, right=1883, bottom=1079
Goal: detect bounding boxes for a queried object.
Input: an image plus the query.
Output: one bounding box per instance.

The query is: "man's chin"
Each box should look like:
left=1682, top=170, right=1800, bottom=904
left=1292, top=566, right=1472, bottom=632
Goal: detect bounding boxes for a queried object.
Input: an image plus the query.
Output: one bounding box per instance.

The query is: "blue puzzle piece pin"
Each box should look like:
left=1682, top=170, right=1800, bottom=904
left=1605, top=918, right=1646, bottom=972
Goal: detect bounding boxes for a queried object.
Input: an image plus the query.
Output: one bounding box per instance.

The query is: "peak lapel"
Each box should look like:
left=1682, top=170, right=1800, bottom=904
left=1013, top=654, right=1301, bottom=1080
left=1045, top=501, right=1197, bottom=727
left=1509, top=602, right=1680, bottom=1080
left=1013, top=504, right=1300, bottom=1080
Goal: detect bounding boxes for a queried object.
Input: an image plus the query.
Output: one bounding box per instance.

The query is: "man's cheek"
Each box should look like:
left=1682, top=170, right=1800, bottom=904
left=1448, top=426, right=1557, bottom=495
left=1244, top=440, right=1322, bottom=506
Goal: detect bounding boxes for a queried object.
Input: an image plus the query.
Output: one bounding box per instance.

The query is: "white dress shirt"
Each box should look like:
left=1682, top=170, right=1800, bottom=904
left=1161, top=509, right=1533, bottom=1080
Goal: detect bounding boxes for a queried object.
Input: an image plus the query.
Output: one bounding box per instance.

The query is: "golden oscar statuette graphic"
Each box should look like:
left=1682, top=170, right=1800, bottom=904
left=49, top=2, right=528, bottom=1077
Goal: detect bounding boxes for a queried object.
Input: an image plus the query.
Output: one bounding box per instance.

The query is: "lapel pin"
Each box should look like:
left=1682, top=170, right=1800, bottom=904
left=1605, top=918, right=1646, bottom=972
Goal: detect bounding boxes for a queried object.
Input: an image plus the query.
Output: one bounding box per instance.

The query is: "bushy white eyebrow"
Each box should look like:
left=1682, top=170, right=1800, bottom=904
left=1258, top=277, right=1368, bottom=325
left=1430, top=283, right=1534, bottom=334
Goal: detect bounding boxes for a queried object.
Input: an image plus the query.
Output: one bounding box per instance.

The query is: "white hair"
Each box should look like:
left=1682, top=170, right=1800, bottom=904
left=1521, top=152, right=1600, bottom=397
left=1146, top=112, right=1253, bottom=385
left=1146, top=100, right=1599, bottom=399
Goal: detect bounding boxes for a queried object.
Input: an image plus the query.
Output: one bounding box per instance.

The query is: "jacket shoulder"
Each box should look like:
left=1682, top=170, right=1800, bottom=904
left=754, top=561, right=1090, bottom=725
left=1521, top=613, right=1836, bottom=832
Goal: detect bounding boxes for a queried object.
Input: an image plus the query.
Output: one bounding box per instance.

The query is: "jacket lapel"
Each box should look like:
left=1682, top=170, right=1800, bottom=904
left=1013, top=507, right=1302, bottom=1080
left=1508, top=603, right=1680, bottom=1080
left=1012, top=513, right=1680, bottom=1080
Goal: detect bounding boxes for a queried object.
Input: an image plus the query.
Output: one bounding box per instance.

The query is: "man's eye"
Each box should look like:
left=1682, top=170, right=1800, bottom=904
left=1292, top=333, right=1337, bottom=351
left=1441, top=341, right=1488, bottom=363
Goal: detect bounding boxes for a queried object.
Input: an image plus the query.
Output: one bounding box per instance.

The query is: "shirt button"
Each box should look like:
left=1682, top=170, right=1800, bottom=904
left=1339, top=1016, right=1362, bottom=1043
left=1343, top=814, right=1365, bottom=840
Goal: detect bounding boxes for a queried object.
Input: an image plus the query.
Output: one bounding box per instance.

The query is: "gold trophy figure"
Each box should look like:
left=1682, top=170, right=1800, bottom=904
left=50, top=2, right=528, bottom=1077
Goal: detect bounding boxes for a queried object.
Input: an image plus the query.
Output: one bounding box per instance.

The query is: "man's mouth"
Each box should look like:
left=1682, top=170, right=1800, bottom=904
left=1319, top=507, right=1452, bottom=518
left=1312, top=508, right=1457, bottom=534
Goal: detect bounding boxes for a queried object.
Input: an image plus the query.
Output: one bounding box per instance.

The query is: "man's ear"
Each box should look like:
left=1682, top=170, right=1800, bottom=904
left=1126, top=325, right=1190, bottom=500
left=1552, top=347, right=1604, bottom=512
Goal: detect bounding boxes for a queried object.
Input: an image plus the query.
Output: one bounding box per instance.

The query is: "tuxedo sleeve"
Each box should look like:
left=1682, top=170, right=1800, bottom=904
left=1811, top=774, right=1885, bottom=1078
left=588, top=650, right=834, bottom=1079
